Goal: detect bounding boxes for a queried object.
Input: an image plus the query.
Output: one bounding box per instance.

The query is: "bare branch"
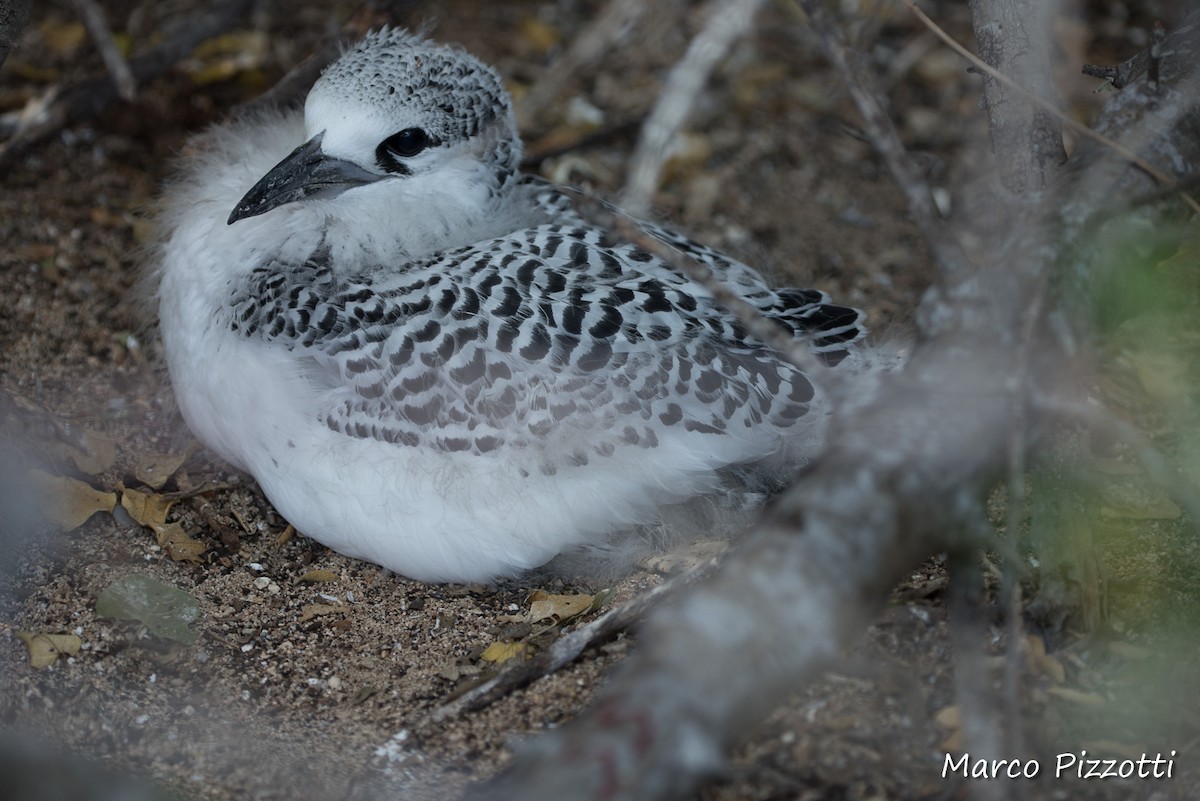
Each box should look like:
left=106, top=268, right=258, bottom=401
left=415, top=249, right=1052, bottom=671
left=0, top=0, right=253, bottom=169
left=466, top=9, right=1200, bottom=801
left=69, top=0, right=137, bottom=102
left=620, top=0, right=768, bottom=216
left=792, top=0, right=971, bottom=281
left=967, top=0, right=1067, bottom=193
left=432, top=554, right=722, bottom=720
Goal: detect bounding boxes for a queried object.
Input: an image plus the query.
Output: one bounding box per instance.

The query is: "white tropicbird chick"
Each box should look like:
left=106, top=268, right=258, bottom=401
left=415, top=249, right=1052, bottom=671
left=153, top=28, right=866, bottom=582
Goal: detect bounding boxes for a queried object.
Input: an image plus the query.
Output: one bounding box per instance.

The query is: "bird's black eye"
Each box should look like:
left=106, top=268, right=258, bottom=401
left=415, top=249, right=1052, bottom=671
left=376, top=128, right=431, bottom=174
left=383, top=127, right=429, bottom=158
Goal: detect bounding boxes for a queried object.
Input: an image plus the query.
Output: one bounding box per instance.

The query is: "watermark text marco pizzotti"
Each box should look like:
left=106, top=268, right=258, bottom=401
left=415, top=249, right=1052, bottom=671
left=942, top=750, right=1176, bottom=780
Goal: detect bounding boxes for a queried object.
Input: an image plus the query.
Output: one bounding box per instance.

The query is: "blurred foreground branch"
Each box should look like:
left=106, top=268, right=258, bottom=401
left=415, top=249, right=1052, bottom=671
left=469, top=7, right=1200, bottom=801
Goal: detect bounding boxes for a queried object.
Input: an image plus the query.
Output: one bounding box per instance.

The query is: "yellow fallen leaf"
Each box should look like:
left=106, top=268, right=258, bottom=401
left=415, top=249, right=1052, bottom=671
left=519, top=18, right=561, bottom=53
left=39, top=19, right=87, bottom=56
left=16, top=631, right=82, bottom=669
left=28, top=470, right=116, bottom=530
left=934, top=705, right=961, bottom=729
left=121, top=487, right=174, bottom=526
left=481, top=641, right=528, bottom=663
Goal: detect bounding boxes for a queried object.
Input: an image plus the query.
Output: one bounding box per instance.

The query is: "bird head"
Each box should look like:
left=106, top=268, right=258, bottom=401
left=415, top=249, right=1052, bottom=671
left=228, top=28, right=521, bottom=226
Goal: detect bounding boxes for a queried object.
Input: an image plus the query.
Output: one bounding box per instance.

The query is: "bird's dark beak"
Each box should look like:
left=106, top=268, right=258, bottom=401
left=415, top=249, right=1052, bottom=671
left=227, top=133, right=383, bottom=225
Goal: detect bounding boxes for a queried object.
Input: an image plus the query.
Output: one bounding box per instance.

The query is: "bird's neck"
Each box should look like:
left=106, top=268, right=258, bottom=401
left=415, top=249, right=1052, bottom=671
left=285, top=169, right=530, bottom=274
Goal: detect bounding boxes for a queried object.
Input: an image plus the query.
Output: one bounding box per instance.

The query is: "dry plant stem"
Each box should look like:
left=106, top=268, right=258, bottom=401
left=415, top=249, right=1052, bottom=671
left=620, top=0, right=768, bottom=217
left=792, top=0, right=970, bottom=281
left=516, top=0, right=647, bottom=131
left=469, top=10, right=1200, bottom=801
left=433, top=555, right=723, bottom=720
left=0, top=0, right=253, bottom=168
left=967, top=0, right=1066, bottom=193
left=70, top=0, right=137, bottom=101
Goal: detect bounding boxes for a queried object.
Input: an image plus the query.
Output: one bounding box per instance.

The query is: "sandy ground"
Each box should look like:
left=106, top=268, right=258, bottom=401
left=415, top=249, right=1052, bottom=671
left=2, top=1, right=1198, bottom=799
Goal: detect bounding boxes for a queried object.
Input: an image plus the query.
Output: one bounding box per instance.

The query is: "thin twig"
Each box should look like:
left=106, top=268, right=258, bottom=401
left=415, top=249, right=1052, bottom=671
left=70, top=0, right=137, bottom=101
left=904, top=0, right=1200, bottom=214
left=620, top=0, right=769, bottom=216
left=433, top=554, right=723, bottom=720
left=791, top=0, right=971, bottom=281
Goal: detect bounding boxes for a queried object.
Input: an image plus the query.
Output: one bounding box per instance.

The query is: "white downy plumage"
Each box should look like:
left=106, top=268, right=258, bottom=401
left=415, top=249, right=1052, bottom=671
left=153, top=28, right=867, bottom=582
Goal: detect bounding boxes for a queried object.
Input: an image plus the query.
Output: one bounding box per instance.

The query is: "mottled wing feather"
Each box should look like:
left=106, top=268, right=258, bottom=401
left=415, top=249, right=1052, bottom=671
left=527, top=179, right=865, bottom=360
left=229, top=220, right=861, bottom=467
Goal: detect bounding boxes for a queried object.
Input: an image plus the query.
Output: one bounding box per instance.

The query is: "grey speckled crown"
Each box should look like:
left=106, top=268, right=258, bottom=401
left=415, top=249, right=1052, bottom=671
left=314, top=28, right=514, bottom=153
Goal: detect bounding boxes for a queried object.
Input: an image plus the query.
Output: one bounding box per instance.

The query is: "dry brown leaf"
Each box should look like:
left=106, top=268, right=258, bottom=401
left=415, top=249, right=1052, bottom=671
left=1023, top=634, right=1066, bottom=683
left=1100, top=493, right=1182, bottom=520
left=16, top=631, right=82, bottom=669
left=528, top=591, right=595, bottom=624
left=134, top=451, right=187, bottom=490
left=152, top=522, right=206, bottom=563
left=121, top=487, right=174, bottom=526
left=939, top=730, right=965, bottom=754
left=1047, top=687, right=1107, bottom=707
left=481, top=641, right=528, bottom=663
left=27, top=470, right=116, bottom=530
left=40, top=428, right=118, bottom=475
left=934, top=705, right=961, bottom=729
left=275, top=524, right=295, bottom=546
left=298, top=569, right=339, bottom=584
